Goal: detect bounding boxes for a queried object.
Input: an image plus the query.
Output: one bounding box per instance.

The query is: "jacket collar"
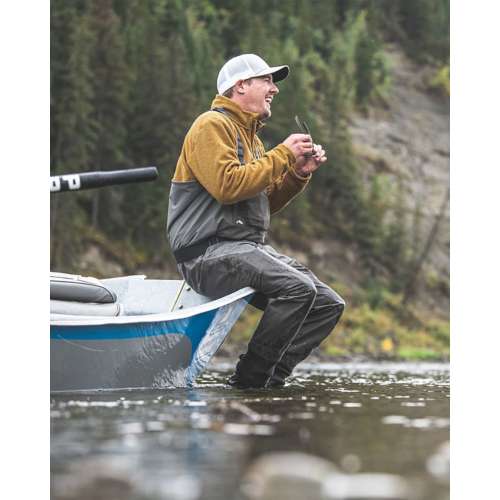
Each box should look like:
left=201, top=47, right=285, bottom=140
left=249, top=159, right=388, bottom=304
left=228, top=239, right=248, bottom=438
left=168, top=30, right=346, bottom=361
left=211, top=95, right=265, bottom=132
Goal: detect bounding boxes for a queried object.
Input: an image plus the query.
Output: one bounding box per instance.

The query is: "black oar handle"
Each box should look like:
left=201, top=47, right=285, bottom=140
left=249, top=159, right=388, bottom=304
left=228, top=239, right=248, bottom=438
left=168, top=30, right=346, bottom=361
left=50, top=167, right=159, bottom=193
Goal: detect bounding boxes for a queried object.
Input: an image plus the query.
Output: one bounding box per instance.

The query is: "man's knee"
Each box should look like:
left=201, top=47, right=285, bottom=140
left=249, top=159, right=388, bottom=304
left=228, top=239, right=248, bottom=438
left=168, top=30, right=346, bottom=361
left=293, top=275, right=317, bottom=302
left=319, top=286, right=346, bottom=314
left=271, top=271, right=317, bottom=302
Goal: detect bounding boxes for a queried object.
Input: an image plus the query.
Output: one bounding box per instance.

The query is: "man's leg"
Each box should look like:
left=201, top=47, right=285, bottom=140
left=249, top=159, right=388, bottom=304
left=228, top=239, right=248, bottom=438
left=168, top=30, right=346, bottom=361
left=181, top=241, right=318, bottom=388
left=261, top=247, right=345, bottom=386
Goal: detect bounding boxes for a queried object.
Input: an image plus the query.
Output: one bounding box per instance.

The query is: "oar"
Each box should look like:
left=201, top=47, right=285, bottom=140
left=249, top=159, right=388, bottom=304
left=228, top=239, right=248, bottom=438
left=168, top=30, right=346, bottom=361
left=50, top=166, right=159, bottom=193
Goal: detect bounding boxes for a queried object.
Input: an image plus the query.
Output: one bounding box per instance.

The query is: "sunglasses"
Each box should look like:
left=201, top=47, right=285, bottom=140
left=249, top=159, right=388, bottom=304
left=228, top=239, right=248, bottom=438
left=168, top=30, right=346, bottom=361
left=295, top=115, right=314, bottom=157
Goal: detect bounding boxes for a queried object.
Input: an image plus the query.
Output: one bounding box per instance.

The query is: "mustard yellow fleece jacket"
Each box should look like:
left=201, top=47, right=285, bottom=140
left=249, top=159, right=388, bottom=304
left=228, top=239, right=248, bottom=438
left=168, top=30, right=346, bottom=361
left=172, top=95, right=310, bottom=214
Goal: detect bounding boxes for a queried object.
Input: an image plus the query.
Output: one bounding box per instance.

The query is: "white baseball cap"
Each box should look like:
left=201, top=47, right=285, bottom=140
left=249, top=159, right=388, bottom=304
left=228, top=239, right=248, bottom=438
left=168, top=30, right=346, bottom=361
left=217, top=54, right=289, bottom=95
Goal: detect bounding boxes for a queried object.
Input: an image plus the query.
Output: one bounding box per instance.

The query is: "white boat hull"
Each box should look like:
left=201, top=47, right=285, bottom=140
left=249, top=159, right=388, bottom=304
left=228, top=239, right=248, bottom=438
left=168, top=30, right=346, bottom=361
left=50, top=279, right=254, bottom=392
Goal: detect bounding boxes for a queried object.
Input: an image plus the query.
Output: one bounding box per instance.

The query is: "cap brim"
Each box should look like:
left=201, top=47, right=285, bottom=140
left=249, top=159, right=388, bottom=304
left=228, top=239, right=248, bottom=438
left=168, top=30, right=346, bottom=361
left=255, top=65, right=289, bottom=83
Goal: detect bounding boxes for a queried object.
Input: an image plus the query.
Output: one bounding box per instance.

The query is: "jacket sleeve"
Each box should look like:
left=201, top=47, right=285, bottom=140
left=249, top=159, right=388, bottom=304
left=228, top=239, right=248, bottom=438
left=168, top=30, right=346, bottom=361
left=250, top=136, right=310, bottom=214
left=266, top=167, right=311, bottom=214
left=189, top=115, right=295, bottom=204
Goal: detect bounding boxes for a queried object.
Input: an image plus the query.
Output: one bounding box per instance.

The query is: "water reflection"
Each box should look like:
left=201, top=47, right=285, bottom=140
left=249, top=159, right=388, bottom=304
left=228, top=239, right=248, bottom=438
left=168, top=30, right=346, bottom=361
left=51, top=362, right=449, bottom=500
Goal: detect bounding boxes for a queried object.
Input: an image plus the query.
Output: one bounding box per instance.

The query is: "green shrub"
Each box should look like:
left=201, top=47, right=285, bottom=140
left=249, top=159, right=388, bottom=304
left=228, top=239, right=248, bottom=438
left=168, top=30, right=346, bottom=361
left=319, top=280, right=449, bottom=359
left=396, top=347, right=443, bottom=361
left=428, top=65, right=450, bottom=96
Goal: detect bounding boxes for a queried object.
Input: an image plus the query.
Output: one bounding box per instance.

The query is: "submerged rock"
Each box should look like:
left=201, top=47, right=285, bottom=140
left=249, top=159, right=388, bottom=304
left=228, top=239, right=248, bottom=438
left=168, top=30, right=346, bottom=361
left=51, top=455, right=201, bottom=500
left=241, top=451, right=411, bottom=500
left=426, top=441, right=450, bottom=484
left=241, top=452, right=337, bottom=500
left=322, top=472, right=410, bottom=499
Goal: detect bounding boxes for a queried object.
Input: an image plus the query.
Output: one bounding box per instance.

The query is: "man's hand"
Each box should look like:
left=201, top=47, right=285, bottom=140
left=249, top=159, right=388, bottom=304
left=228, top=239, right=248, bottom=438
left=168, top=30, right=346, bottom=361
left=282, top=134, right=314, bottom=160
left=295, top=144, right=327, bottom=177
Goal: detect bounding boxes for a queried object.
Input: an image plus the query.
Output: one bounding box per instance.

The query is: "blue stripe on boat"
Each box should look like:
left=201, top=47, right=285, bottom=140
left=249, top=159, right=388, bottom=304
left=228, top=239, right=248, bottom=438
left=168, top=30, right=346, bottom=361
left=50, top=309, right=217, bottom=342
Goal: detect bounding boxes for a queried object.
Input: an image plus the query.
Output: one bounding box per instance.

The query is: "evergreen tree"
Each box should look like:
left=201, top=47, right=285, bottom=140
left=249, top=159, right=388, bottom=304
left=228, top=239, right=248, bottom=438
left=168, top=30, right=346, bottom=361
left=50, top=1, right=97, bottom=269
left=87, top=0, right=129, bottom=235
left=382, top=179, right=409, bottom=288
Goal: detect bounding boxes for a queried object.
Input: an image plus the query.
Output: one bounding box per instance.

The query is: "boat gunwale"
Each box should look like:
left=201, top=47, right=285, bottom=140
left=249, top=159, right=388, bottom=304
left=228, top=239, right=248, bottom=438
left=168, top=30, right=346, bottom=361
left=50, top=286, right=255, bottom=327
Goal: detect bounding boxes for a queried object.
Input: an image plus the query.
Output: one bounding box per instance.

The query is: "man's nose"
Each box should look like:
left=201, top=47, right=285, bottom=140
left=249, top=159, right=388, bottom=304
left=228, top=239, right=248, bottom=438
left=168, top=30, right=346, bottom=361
left=270, top=81, right=279, bottom=94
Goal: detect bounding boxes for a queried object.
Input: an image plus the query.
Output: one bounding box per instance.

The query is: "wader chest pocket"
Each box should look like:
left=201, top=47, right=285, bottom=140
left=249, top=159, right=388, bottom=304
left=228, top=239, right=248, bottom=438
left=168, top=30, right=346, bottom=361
left=233, top=192, right=270, bottom=230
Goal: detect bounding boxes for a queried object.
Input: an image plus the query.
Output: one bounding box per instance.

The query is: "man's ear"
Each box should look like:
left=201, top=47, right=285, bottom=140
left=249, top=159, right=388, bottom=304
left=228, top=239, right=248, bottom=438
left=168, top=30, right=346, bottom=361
left=234, top=79, right=246, bottom=94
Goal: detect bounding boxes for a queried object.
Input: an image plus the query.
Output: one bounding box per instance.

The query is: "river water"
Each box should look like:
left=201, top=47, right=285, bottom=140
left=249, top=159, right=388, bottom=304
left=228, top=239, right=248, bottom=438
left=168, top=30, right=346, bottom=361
left=51, top=362, right=449, bottom=500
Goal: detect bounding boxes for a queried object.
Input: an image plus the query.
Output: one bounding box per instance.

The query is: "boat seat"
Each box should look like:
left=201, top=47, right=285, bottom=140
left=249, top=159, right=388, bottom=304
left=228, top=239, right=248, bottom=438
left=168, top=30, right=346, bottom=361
left=50, top=272, right=117, bottom=304
left=50, top=299, right=123, bottom=317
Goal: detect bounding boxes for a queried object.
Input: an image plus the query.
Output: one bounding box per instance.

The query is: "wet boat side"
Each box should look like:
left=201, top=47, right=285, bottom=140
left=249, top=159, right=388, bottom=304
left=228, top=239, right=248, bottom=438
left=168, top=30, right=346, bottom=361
left=51, top=288, right=253, bottom=392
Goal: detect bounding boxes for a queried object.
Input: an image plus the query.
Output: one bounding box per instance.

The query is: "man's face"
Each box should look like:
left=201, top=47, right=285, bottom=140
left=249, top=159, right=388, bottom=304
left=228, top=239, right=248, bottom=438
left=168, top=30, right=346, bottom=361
left=240, top=75, right=279, bottom=120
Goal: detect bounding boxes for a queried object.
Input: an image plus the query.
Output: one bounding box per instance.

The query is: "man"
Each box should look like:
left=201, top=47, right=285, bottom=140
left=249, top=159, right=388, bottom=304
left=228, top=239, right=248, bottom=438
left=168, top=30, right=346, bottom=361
left=167, top=54, right=345, bottom=388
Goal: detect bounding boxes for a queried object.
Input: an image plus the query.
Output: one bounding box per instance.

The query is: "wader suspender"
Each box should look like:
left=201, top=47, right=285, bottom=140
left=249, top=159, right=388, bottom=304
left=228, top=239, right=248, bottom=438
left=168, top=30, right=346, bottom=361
left=173, top=108, right=245, bottom=264
left=212, top=107, right=245, bottom=164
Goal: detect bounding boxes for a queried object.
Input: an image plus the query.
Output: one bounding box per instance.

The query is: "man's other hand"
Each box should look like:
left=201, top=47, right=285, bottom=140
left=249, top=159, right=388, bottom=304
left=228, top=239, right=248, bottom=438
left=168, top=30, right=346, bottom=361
left=282, top=134, right=314, bottom=159
left=295, top=144, right=327, bottom=176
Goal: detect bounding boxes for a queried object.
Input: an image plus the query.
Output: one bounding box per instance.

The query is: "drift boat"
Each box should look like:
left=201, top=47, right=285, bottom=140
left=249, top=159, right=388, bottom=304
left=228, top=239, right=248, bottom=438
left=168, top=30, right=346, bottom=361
left=50, top=273, right=253, bottom=391
left=50, top=167, right=254, bottom=392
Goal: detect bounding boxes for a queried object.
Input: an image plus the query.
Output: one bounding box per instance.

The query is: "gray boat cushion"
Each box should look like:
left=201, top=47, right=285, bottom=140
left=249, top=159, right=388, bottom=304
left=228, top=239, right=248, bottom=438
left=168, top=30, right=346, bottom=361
left=50, top=272, right=117, bottom=304
left=51, top=300, right=123, bottom=317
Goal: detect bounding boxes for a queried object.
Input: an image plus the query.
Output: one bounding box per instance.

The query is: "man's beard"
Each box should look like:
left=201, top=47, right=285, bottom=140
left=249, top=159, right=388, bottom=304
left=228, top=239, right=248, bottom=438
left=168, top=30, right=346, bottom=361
left=259, top=109, right=271, bottom=120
